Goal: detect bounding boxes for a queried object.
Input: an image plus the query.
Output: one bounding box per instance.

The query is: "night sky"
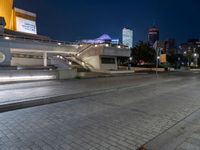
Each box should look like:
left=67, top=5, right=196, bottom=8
left=14, top=0, right=200, bottom=44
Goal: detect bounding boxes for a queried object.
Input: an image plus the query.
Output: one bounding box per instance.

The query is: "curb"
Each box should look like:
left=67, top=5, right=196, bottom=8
left=0, top=77, right=180, bottom=113
left=0, top=88, right=114, bottom=113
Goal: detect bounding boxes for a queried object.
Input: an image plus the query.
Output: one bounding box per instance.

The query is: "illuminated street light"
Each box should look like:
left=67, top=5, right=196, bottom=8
left=129, top=57, right=133, bottom=61
left=117, top=45, right=121, bottom=48
left=193, top=53, right=199, bottom=67
left=0, top=75, right=56, bottom=82
left=95, top=45, right=98, bottom=47
left=157, top=56, right=160, bottom=60
left=57, top=42, right=61, bottom=46
left=105, top=44, right=109, bottom=47
left=4, top=36, right=10, bottom=40
left=69, top=61, right=72, bottom=65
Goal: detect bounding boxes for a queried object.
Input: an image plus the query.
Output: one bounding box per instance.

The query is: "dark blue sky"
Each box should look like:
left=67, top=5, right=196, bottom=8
left=14, top=0, right=200, bottom=44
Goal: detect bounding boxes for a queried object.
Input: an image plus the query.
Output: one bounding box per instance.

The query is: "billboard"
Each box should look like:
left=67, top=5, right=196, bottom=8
left=16, top=17, right=37, bottom=34
left=160, top=54, right=167, bottom=63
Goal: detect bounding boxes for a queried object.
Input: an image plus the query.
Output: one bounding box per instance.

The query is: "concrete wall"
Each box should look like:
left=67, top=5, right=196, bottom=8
left=0, top=38, right=78, bottom=53
left=82, top=56, right=101, bottom=70
left=103, top=47, right=130, bottom=57
left=0, top=69, right=77, bottom=82
left=100, top=56, right=118, bottom=70
left=0, top=38, right=79, bottom=67
left=11, top=57, right=45, bottom=66
left=80, top=46, right=130, bottom=58
left=80, top=46, right=130, bottom=71
left=58, top=69, right=77, bottom=80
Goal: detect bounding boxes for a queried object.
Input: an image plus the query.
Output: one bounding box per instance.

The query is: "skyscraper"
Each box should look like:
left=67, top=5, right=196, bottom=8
left=122, top=28, right=133, bottom=48
left=148, top=26, right=159, bottom=46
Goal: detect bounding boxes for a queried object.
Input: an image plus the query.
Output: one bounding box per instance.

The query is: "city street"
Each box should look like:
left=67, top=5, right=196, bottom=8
left=0, top=71, right=200, bottom=150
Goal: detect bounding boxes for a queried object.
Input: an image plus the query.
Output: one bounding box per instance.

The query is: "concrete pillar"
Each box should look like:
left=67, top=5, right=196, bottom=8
left=43, top=52, right=47, bottom=67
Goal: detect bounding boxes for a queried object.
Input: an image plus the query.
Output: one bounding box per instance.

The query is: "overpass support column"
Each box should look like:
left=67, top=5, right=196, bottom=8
left=43, top=52, right=47, bottom=67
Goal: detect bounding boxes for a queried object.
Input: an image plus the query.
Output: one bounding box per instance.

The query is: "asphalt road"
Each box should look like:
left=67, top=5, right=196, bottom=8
left=0, top=71, right=200, bottom=150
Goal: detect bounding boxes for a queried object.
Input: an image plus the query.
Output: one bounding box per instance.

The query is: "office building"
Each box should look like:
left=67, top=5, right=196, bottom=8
left=122, top=28, right=133, bottom=48
left=148, top=26, right=159, bottom=46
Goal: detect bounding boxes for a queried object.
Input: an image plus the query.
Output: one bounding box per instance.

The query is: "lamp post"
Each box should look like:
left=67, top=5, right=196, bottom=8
left=156, top=47, right=162, bottom=78
left=183, top=51, right=188, bottom=67
left=128, top=57, right=133, bottom=70
left=156, top=55, right=160, bottom=78
left=153, top=41, right=163, bottom=78
left=193, top=53, right=199, bottom=67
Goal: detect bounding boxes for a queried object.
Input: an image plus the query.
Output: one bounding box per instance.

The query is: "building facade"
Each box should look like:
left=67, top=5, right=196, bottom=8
left=122, top=28, right=133, bottom=48
left=148, top=26, right=159, bottom=46
left=0, top=0, right=37, bottom=34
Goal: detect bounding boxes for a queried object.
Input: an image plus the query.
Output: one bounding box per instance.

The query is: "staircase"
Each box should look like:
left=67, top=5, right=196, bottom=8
left=50, top=56, right=71, bottom=69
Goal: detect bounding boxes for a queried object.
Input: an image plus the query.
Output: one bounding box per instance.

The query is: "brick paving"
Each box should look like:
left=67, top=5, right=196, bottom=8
left=0, top=74, right=161, bottom=104
left=0, top=72, right=200, bottom=149
left=175, top=118, right=200, bottom=150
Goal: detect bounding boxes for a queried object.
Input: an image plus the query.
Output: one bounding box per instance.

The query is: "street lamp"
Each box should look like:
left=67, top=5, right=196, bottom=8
left=193, top=53, right=199, bottom=67
left=4, top=36, right=10, bottom=40
left=155, top=48, right=162, bottom=78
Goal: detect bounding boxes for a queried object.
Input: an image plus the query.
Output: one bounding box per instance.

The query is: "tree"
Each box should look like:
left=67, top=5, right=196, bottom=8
left=131, top=41, right=156, bottom=65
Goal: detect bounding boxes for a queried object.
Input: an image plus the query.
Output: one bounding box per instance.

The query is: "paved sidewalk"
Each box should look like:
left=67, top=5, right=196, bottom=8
left=0, top=74, right=155, bottom=104
left=0, top=72, right=200, bottom=149
left=0, top=73, right=180, bottom=111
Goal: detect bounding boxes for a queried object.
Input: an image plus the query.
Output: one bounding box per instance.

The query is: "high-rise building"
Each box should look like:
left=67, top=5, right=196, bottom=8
left=148, top=26, right=159, bottom=46
left=122, top=28, right=133, bottom=48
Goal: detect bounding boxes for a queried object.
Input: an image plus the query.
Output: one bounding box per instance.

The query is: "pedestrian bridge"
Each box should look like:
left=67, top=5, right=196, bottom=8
left=0, top=34, right=130, bottom=72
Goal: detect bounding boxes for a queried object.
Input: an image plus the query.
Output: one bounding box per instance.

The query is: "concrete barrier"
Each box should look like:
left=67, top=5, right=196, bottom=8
left=58, top=69, right=77, bottom=79
left=0, top=69, right=77, bottom=83
left=134, top=67, right=165, bottom=72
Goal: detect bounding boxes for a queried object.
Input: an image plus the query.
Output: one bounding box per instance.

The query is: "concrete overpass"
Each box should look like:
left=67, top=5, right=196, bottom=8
left=0, top=35, right=79, bottom=67
left=0, top=35, right=131, bottom=72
